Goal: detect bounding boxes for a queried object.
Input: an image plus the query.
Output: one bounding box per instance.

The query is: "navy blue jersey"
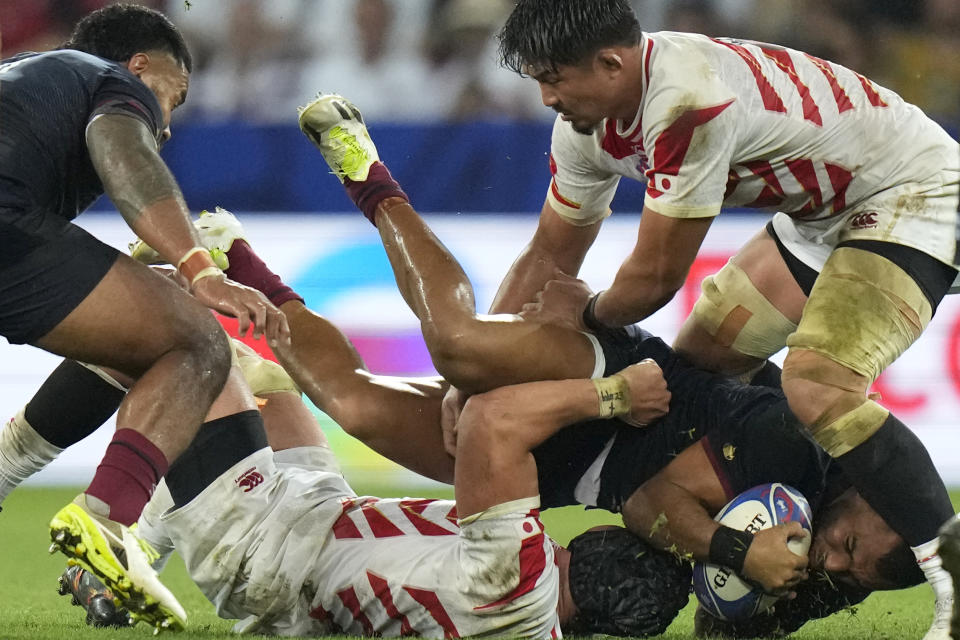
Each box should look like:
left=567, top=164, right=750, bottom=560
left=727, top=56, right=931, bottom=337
left=0, top=50, right=164, bottom=223
left=534, top=326, right=831, bottom=513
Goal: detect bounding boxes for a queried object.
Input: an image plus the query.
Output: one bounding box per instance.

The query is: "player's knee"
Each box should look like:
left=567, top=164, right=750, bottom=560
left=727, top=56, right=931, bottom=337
left=178, top=314, right=232, bottom=392
left=781, top=350, right=886, bottom=457
left=690, top=261, right=796, bottom=361
left=421, top=320, right=497, bottom=393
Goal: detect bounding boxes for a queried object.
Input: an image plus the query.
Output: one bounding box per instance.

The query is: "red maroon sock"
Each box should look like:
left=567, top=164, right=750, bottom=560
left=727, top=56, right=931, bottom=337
left=224, top=239, right=304, bottom=307
left=343, top=161, right=408, bottom=226
left=86, top=429, right=169, bottom=526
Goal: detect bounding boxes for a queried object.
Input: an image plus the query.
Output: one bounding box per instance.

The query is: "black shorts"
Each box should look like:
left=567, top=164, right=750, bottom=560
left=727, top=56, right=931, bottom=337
left=0, top=216, right=119, bottom=344
left=766, top=221, right=957, bottom=313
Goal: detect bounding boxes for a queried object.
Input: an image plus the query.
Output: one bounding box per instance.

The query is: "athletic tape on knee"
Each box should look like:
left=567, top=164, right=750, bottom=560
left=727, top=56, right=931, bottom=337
left=692, top=261, right=797, bottom=359
left=232, top=340, right=300, bottom=397
left=786, top=248, right=932, bottom=381
left=809, top=398, right=889, bottom=458
left=781, top=349, right=869, bottom=394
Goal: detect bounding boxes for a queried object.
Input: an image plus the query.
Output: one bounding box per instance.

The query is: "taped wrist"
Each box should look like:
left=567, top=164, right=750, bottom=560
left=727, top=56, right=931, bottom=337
left=592, top=374, right=630, bottom=418
left=582, top=291, right=608, bottom=332
left=177, top=247, right=223, bottom=287
left=709, top=526, right=754, bottom=573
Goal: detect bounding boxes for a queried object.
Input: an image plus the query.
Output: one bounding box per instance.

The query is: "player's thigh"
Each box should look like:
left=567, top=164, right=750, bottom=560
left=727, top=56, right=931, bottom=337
left=785, top=243, right=953, bottom=386
left=32, top=249, right=225, bottom=378
left=431, top=316, right=598, bottom=393
left=674, top=226, right=806, bottom=373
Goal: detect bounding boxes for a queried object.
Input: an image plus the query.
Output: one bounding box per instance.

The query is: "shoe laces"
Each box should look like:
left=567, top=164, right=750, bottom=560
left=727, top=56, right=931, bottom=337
left=328, top=125, right=369, bottom=177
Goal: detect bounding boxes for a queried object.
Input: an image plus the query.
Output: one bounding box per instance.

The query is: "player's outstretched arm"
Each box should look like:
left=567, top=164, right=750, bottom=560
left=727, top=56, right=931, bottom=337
left=591, top=207, right=714, bottom=327
left=454, top=359, right=669, bottom=518
left=489, top=200, right=602, bottom=314
left=86, top=115, right=289, bottom=345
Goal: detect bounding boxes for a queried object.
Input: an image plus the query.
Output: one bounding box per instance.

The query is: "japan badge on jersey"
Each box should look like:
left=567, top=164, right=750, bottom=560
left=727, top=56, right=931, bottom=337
left=649, top=174, right=679, bottom=195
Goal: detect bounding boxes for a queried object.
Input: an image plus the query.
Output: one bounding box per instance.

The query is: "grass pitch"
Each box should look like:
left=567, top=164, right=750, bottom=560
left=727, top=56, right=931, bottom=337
left=0, top=487, right=954, bottom=639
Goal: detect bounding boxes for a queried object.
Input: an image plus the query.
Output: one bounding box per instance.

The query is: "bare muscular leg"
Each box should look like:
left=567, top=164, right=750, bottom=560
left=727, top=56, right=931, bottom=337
left=34, top=254, right=231, bottom=463
left=373, top=197, right=598, bottom=394
left=274, top=299, right=454, bottom=482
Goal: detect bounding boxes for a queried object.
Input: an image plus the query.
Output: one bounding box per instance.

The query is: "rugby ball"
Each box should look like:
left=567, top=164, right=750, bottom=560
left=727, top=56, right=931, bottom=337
left=692, top=483, right=813, bottom=621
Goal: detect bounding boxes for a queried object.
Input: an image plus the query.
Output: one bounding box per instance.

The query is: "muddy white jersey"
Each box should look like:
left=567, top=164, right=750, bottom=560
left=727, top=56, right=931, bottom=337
left=548, top=31, right=959, bottom=263
left=140, top=447, right=561, bottom=639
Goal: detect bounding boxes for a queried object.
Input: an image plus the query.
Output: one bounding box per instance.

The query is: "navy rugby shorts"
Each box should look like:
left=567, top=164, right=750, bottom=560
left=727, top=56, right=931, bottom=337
left=0, top=215, right=119, bottom=344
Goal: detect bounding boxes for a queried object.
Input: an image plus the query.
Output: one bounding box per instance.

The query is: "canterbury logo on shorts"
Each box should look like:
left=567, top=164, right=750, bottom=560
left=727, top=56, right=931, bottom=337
left=235, top=467, right=264, bottom=493
left=849, top=211, right=879, bottom=230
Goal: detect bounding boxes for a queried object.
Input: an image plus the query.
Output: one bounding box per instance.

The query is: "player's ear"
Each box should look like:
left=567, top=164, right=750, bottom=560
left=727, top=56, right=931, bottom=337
left=595, top=49, right=625, bottom=74
left=126, top=52, right=151, bottom=75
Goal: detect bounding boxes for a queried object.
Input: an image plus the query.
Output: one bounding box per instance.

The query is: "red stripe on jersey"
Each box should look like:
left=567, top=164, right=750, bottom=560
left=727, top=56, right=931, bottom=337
left=337, top=586, right=376, bottom=636
left=744, top=160, right=786, bottom=195
left=404, top=587, right=460, bottom=639
left=643, top=37, right=654, bottom=90
left=333, top=498, right=364, bottom=539
left=601, top=119, right=638, bottom=160
left=367, top=572, right=415, bottom=636
left=361, top=501, right=405, bottom=538
left=548, top=153, right=558, bottom=176
left=855, top=72, right=888, bottom=107
left=645, top=100, right=735, bottom=199
left=825, top=162, right=854, bottom=213
left=550, top=178, right=581, bottom=210
left=475, top=524, right=548, bottom=610
left=400, top=499, right=457, bottom=536
left=551, top=624, right=560, bottom=639
left=700, top=436, right=736, bottom=501
left=715, top=40, right=786, bottom=114
left=804, top=54, right=854, bottom=113
left=761, top=49, right=822, bottom=126
left=785, top=158, right=823, bottom=216
left=446, top=505, right=459, bottom=527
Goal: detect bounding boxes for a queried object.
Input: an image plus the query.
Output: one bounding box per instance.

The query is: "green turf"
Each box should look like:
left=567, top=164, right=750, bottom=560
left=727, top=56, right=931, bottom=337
left=0, top=487, right=955, bottom=639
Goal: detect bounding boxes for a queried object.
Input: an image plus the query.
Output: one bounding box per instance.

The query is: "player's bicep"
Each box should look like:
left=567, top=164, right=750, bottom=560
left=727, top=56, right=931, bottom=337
left=85, top=114, right=181, bottom=225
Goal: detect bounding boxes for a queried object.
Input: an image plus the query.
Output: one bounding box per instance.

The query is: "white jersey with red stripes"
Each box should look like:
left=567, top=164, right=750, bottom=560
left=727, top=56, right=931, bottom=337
left=139, top=446, right=561, bottom=639
left=548, top=31, right=960, bottom=266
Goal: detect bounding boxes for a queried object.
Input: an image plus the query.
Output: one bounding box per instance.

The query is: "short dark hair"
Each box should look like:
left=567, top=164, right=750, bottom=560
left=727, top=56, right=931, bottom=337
left=62, top=4, right=192, bottom=72
left=566, top=528, right=691, bottom=636
left=874, top=540, right=924, bottom=590
left=498, top=0, right=642, bottom=75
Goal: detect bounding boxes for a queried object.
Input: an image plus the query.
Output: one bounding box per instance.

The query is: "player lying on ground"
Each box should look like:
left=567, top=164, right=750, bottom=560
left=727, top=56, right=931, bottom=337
left=495, top=2, right=960, bottom=637
left=182, top=204, right=922, bottom=637
left=55, top=335, right=693, bottom=637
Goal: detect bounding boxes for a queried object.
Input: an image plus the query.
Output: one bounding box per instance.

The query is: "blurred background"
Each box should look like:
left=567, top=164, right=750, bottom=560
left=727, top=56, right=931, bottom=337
left=1, top=0, right=959, bottom=489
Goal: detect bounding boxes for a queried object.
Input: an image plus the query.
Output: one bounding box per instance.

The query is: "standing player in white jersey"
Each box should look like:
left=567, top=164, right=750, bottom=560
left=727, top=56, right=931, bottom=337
left=493, top=1, right=960, bottom=637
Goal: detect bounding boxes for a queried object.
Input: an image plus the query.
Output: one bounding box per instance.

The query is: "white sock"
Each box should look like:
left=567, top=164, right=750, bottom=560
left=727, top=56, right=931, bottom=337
left=0, top=408, right=63, bottom=505
left=915, top=537, right=954, bottom=603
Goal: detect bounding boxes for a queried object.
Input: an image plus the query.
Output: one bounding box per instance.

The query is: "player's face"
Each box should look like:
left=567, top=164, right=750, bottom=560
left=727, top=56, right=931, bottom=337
left=137, top=52, right=190, bottom=144
left=527, top=61, right=612, bottom=135
left=808, top=489, right=902, bottom=590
